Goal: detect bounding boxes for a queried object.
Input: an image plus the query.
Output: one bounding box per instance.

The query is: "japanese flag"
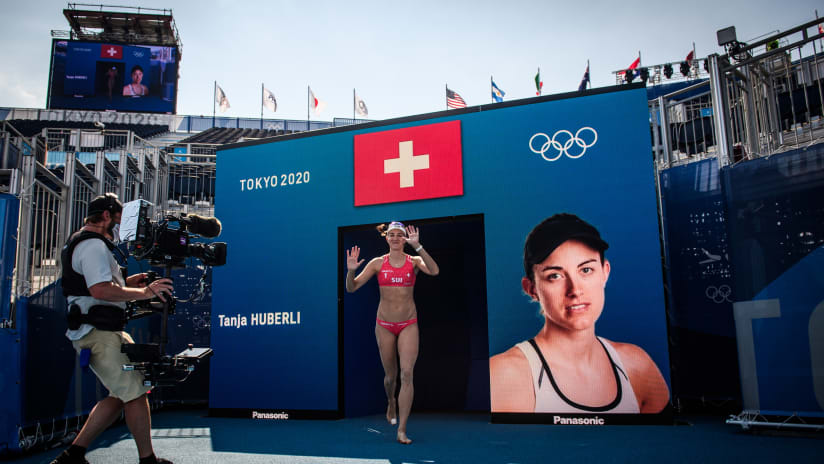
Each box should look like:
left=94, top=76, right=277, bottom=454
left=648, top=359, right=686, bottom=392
left=309, top=87, right=326, bottom=115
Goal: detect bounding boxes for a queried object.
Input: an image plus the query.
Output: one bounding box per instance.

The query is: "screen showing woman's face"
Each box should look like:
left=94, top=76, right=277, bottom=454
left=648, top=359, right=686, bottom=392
left=528, top=240, right=610, bottom=332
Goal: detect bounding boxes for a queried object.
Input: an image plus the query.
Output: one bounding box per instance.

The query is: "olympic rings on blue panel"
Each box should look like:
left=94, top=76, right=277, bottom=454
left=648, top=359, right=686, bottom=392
left=705, top=284, right=732, bottom=303
left=529, top=127, right=598, bottom=162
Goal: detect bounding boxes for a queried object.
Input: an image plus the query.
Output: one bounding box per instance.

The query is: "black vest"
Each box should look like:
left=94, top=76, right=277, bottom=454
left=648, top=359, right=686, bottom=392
left=60, top=230, right=117, bottom=297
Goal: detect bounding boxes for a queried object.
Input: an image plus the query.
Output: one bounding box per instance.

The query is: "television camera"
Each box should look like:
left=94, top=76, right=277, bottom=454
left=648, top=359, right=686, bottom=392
left=118, top=199, right=226, bottom=387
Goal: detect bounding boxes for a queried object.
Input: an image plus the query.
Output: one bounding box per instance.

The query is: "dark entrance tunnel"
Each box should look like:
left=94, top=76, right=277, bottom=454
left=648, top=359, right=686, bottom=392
left=340, top=214, right=490, bottom=417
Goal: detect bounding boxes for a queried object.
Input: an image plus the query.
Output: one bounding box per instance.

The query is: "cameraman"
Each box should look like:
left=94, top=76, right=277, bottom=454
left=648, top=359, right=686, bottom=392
left=52, top=193, right=174, bottom=464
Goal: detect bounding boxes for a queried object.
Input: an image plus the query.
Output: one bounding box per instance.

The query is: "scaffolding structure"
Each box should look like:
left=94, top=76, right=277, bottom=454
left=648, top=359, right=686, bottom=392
left=650, top=17, right=824, bottom=170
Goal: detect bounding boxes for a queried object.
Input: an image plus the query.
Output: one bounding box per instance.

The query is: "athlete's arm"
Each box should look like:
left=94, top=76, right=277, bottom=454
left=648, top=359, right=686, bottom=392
left=405, top=225, right=439, bottom=276
left=489, top=347, right=535, bottom=412
left=412, top=250, right=439, bottom=276
left=614, top=342, right=670, bottom=413
left=345, top=246, right=380, bottom=292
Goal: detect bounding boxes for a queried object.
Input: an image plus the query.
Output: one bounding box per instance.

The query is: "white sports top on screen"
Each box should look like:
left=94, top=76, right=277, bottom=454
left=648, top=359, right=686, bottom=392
left=515, top=337, right=640, bottom=413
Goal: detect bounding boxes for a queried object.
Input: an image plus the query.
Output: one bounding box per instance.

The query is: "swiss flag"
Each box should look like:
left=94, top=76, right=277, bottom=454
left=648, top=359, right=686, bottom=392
left=354, top=120, right=463, bottom=206
left=100, top=44, right=123, bottom=59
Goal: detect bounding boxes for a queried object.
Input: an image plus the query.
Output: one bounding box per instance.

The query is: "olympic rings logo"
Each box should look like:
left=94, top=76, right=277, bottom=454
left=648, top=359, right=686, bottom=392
left=528, top=127, right=598, bottom=162
left=705, top=285, right=732, bottom=304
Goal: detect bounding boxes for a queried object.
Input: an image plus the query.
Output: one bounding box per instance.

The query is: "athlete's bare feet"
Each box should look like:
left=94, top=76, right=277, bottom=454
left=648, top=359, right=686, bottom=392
left=386, top=400, right=397, bottom=425
left=396, top=431, right=412, bottom=444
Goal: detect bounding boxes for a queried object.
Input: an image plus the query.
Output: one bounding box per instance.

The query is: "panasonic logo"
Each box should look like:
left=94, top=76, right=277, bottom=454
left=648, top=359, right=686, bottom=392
left=252, top=411, right=289, bottom=420
left=553, top=416, right=605, bottom=425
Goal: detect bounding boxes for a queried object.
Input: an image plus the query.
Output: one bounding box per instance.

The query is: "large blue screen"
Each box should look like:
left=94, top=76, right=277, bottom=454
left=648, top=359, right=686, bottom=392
left=209, top=86, right=671, bottom=423
left=47, top=39, right=179, bottom=114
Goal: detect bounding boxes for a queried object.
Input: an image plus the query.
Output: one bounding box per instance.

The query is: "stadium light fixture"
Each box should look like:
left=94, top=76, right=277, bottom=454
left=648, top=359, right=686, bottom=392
left=717, top=26, right=737, bottom=47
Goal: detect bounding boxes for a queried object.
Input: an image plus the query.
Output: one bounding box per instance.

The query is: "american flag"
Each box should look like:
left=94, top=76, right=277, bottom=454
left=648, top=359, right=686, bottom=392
left=446, top=87, right=466, bottom=109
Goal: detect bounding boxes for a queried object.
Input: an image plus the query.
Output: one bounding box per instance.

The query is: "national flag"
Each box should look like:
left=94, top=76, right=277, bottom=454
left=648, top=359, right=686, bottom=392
left=446, top=87, right=466, bottom=109
left=819, top=23, right=824, bottom=35
left=355, top=92, right=368, bottom=117
left=100, top=44, right=123, bottom=59
left=578, top=63, right=590, bottom=92
left=353, top=120, right=463, bottom=206
left=263, top=87, right=277, bottom=112
left=619, top=56, right=641, bottom=80
left=309, top=87, right=326, bottom=115
left=215, top=84, right=230, bottom=113
left=685, top=50, right=695, bottom=65
left=534, top=70, right=543, bottom=95
left=491, top=79, right=505, bottom=103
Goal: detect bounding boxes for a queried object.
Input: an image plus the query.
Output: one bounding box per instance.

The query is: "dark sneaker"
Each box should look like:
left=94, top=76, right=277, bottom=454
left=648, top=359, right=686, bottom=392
left=50, top=450, right=89, bottom=464
left=155, top=459, right=173, bottom=464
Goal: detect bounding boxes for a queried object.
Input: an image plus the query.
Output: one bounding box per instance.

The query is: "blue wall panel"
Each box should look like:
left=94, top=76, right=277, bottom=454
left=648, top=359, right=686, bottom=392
left=209, top=87, right=671, bottom=418
left=724, top=145, right=824, bottom=415
left=0, top=195, right=21, bottom=453
left=659, top=159, right=740, bottom=404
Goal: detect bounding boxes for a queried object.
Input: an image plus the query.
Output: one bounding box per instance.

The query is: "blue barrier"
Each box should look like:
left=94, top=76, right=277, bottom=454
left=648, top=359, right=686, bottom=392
left=0, top=195, right=18, bottom=322
left=0, top=298, right=24, bottom=453
left=660, top=143, right=824, bottom=417
left=0, top=194, right=21, bottom=453
left=724, top=144, right=824, bottom=415
left=659, top=159, right=740, bottom=405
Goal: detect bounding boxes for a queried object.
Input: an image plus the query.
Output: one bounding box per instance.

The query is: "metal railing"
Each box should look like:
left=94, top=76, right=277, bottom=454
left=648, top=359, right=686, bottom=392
left=166, top=151, right=216, bottom=217
left=0, top=108, right=375, bottom=135
left=1, top=120, right=47, bottom=169
left=0, top=124, right=203, bottom=327
left=653, top=17, right=824, bottom=169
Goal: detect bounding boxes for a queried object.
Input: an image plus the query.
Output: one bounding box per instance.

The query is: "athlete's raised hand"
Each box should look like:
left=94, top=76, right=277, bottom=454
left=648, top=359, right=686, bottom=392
left=405, top=225, right=421, bottom=249
left=346, top=246, right=364, bottom=271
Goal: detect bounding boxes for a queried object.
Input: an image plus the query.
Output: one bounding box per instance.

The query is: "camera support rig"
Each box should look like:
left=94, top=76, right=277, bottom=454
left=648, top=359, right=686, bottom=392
left=118, top=199, right=225, bottom=387
left=121, top=264, right=213, bottom=387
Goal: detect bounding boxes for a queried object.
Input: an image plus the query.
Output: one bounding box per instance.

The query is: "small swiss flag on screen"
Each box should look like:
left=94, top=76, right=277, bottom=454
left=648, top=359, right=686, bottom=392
left=100, top=45, right=123, bottom=59
left=354, top=120, right=463, bottom=206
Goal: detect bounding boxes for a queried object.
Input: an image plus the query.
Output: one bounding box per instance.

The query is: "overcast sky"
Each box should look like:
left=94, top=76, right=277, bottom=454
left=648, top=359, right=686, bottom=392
left=0, top=0, right=821, bottom=122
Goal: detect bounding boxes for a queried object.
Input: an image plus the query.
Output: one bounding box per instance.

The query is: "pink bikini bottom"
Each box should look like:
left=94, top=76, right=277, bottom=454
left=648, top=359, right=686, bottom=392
left=376, top=318, right=418, bottom=336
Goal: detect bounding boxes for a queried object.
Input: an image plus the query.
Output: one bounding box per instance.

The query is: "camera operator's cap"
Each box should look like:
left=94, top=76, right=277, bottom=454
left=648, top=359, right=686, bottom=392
left=87, top=193, right=123, bottom=216
left=387, top=221, right=405, bottom=233
left=523, top=213, right=609, bottom=276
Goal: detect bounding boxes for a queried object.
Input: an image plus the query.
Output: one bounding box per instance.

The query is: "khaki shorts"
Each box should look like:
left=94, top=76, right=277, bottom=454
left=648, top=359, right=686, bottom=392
left=72, top=329, right=151, bottom=403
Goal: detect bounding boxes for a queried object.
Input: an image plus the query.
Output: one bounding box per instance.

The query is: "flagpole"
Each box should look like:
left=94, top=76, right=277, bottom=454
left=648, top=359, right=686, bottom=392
left=537, top=67, right=541, bottom=96
left=260, top=83, right=264, bottom=130
left=490, top=76, right=493, bottom=103
left=212, top=81, right=216, bottom=129
left=353, top=88, right=356, bottom=121
left=307, top=86, right=310, bottom=131
left=587, top=60, right=590, bottom=89
left=445, top=83, right=448, bottom=110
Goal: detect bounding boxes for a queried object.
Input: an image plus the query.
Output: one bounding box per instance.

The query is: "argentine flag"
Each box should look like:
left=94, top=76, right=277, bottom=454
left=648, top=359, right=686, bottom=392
left=491, top=79, right=505, bottom=103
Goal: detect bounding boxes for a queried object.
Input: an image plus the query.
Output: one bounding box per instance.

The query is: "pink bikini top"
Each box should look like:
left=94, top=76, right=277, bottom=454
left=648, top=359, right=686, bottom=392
left=377, top=255, right=416, bottom=287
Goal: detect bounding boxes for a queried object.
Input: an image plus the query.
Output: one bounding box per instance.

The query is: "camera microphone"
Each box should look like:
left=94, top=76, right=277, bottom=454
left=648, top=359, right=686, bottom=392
left=182, top=214, right=222, bottom=238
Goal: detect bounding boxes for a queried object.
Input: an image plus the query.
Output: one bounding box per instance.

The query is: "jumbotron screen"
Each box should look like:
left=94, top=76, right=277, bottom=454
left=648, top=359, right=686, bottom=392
left=46, top=39, right=179, bottom=114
